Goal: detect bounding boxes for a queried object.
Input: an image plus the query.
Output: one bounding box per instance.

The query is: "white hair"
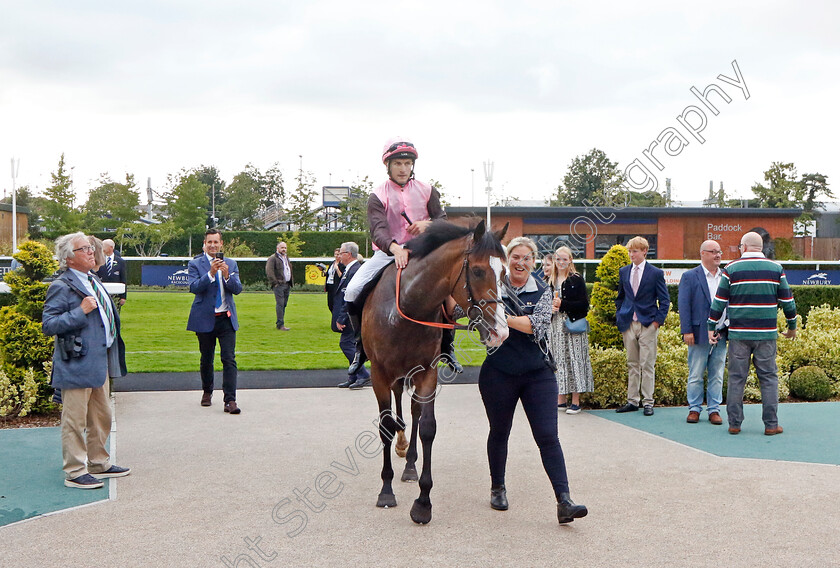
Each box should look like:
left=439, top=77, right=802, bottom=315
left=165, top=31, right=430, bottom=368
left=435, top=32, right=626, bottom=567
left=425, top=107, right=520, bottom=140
left=55, top=232, right=87, bottom=270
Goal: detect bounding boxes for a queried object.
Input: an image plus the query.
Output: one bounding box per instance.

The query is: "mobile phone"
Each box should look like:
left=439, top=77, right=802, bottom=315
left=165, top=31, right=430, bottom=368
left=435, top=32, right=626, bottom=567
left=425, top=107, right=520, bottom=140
left=215, top=252, right=224, bottom=260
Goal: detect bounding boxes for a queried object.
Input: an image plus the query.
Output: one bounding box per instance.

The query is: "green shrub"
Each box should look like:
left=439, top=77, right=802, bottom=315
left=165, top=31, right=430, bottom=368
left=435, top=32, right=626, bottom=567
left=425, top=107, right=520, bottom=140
left=791, top=286, right=840, bottom=323
left=788, top=366, right=833, bottom=401
left=0, top=240, right=59, bottom=416
left=588, top=244, right=629, bottom=349
left=582, top=347, right=627, bottom=408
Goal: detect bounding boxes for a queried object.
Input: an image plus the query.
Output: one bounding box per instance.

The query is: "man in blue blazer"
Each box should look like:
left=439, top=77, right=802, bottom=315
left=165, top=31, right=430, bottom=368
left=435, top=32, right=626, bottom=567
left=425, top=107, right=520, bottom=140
left=615, top=236, right=670, bottom=416
left=332, top=242, right=371, bottom=389
left=678, top=240, right=727, bottom=425
left=187, top=229, right=243, bottom=414
left=43, top=232, right=130, bottom=489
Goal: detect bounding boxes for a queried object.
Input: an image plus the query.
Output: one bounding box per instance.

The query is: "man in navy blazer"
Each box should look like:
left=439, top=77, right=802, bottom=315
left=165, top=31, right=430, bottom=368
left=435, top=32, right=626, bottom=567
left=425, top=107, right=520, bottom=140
left=332, top=242, right=371, bottom=389
left=187, top=229, right=243, bottom=414
left=615, top=236, right=670, bottom=416
left=678, top=240, right=727, bottom=425
left=43, top=232, right=130, bottom=489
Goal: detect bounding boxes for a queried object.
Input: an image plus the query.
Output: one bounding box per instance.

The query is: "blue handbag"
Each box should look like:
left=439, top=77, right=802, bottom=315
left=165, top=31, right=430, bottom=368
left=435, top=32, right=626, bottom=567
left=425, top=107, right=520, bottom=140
left=565, top=316, right=589, bottom=334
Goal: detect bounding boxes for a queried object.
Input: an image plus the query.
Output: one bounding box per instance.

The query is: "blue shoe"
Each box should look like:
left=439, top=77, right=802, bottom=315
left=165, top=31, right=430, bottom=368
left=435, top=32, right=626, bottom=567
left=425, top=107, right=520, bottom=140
left=65, top=474, right=104, bottom=489
left=92, top=465, right=131, bottom=478
left=566, top=404, right=581, bottom=415
left=349, top=377, right=371, bottom=390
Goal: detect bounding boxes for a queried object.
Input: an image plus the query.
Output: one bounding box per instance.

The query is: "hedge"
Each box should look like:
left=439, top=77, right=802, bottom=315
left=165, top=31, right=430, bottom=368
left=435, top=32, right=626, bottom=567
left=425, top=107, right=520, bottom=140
left=98, top=230, right=371, bottom=258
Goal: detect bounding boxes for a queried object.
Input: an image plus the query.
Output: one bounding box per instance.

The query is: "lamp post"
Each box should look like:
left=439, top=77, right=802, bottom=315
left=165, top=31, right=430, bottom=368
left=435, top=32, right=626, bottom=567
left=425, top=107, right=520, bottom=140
left=471, top=168, right=475, bottom=208
left=10, top=157, right=19, bottom=253
left=483, top=161, right=494, bottom=227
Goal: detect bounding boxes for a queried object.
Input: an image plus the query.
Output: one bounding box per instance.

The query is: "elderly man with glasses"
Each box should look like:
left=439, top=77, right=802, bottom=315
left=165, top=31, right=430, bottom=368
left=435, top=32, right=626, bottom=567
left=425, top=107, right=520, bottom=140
left=42, top=232, right=130, bottom=489
left=678, top=240, right=728, bottom=425
left=331, top=242, right=372, bottom=389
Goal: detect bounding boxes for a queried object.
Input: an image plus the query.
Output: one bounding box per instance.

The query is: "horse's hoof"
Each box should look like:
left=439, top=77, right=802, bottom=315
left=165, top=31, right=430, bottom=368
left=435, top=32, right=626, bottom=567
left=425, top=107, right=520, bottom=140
left=395, top=446, right=407, bottom=458
left=410, top=499, right=432, bottom=524
left=401, top=467, right=418, bottom=483
left=376, top=493, right=397, bottom=508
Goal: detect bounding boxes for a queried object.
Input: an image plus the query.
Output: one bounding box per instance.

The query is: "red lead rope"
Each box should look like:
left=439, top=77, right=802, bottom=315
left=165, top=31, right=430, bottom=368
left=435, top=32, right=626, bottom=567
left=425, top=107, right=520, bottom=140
left=395, top=267, right=465, bottom=330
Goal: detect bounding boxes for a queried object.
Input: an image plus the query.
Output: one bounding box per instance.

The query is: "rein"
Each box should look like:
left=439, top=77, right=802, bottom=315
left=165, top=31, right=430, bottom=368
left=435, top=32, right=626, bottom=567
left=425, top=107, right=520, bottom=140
left=394, top=243, right=500, bottom=330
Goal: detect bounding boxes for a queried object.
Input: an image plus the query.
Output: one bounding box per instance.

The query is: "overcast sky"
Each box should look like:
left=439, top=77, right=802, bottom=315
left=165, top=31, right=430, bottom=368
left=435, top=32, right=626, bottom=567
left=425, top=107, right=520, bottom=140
left=1, top=0, right=837, bottom=210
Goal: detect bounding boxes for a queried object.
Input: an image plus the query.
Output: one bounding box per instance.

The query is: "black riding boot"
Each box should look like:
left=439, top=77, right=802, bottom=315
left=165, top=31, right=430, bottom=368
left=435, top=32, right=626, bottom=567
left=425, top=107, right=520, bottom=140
left=557, top=492, right=588, bottom=523
left=440, top=328, right=463, bottom=374
left=347, top=311, right=367, bottom=376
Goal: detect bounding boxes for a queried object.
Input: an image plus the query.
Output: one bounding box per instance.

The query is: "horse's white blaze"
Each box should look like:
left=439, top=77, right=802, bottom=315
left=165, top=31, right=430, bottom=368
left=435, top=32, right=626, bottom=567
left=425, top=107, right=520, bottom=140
left=486, top=256, right=509, bottom=347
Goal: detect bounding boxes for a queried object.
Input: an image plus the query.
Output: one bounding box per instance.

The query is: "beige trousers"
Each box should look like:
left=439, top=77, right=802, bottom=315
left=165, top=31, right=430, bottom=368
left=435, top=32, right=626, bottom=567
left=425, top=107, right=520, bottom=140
left=61, top=378, right=112, bottom=479
left=622, top=321, right=659, bottom=407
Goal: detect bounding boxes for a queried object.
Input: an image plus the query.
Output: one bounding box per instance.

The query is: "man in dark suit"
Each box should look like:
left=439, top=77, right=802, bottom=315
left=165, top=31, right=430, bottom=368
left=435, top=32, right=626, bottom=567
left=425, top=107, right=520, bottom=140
left=187, top=229, right=243, bottom=414
left=42, top=232, right=130, bottom=489
left=332, top=242, right=371, bottom=389
left=678, top=240, right=728, bottom=425
left=324, top=247, right=344, bottom=313
left=615, top=236, right=670, bottom=416
left=95, top=238, right=127, bottom=309
left=266, top=241, right=294, bottom=331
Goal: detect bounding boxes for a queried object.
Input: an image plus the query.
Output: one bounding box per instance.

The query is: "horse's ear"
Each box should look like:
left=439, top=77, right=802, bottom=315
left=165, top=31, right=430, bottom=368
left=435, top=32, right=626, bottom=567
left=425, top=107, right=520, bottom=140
left=473, top=220, right=486, bottom=241
left=493, top=222, right=509, bottom=242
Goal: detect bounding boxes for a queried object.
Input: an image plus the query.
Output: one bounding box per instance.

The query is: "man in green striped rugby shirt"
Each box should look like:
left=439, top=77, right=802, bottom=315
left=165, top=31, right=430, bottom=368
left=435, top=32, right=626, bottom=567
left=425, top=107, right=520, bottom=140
left=708, top=231, right=796, bottom=436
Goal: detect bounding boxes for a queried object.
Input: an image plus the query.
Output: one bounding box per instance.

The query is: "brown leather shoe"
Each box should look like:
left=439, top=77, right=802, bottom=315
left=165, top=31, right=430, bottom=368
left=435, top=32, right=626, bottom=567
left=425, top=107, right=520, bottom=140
left=224, top=401, right=241, bottom=414
left=728, top=426, right=741, bottom=435
left=709, top=412, right=723, bottom=425
left=201, top=392, right=212, bottom=407
left=764, top=425, right=783, bottom=436
left=686, top=411, right=700, bottom=423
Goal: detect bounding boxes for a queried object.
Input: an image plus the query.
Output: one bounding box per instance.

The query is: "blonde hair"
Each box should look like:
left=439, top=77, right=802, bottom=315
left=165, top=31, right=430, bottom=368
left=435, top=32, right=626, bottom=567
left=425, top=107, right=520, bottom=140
left=506, top=236, right=537, bottom=256
left=626, top=236, right=649, bottom=251
left=547, top=246, right=578, bottom=285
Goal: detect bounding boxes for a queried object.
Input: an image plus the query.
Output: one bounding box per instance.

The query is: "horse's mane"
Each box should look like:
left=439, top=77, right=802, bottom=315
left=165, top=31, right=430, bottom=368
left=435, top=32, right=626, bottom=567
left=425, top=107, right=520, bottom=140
left=405, top=219, right=506, bottom=259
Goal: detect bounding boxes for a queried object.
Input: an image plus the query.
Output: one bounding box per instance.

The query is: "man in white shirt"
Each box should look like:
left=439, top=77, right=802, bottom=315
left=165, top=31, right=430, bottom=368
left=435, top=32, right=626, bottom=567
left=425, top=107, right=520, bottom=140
left=266, top=241, right=294, bottom=331
left=678, top=240, right=728, bottom=425
left=95, top=238, right=127, bottom=309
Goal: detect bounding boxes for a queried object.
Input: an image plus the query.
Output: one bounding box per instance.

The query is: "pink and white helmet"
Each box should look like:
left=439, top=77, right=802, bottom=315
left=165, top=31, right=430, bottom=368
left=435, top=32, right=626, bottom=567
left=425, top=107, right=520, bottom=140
left=382, top=137, right=418, bottom=163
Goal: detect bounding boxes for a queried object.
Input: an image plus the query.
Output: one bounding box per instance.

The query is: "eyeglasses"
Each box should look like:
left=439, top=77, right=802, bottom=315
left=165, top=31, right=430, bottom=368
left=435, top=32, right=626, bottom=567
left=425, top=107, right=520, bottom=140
left=72, top=245, right=95, bottom=254
left=737, top=243, right=746, bottom=250
left=702, top=249, right=722, bottom=255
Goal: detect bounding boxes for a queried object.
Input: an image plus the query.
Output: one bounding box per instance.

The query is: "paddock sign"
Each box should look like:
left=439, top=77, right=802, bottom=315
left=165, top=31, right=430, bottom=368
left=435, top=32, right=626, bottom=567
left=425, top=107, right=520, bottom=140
left=141, top=265, right=191, bottom=287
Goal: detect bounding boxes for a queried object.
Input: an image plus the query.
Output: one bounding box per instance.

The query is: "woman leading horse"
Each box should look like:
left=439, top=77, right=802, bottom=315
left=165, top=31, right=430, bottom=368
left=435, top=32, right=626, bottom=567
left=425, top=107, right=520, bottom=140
left=364, top=219, right=509, bottom=524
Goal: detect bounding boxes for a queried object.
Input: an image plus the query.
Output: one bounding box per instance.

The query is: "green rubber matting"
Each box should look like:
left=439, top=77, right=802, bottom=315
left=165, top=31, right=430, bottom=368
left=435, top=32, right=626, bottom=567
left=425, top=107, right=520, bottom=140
left=0, top=427, right=110, bottom=527
left=591, top=401, right=840, bottom=465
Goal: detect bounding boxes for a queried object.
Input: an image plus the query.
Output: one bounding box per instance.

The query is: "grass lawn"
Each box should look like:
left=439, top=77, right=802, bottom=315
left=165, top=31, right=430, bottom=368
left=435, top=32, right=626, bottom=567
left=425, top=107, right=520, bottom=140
left=120, top=291, right=488, bottom=373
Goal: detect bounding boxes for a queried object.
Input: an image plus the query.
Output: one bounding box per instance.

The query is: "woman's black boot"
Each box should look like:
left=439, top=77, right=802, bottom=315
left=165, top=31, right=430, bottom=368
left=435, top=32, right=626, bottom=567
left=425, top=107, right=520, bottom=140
left=557, top=492, right=587, bottom=523
left=490, top=485, right=508, bottom=511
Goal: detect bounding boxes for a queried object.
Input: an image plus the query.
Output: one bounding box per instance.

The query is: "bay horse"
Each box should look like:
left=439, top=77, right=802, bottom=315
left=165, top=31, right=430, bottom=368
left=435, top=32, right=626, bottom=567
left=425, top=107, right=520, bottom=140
left=363, top=219, right=509, bottom=524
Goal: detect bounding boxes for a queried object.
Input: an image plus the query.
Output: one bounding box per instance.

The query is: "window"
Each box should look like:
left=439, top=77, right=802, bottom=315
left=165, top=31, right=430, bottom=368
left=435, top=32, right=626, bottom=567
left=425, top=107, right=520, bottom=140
left=525, top=234, right=585, bottom=258
left=595, top=234, right=657, bottom=258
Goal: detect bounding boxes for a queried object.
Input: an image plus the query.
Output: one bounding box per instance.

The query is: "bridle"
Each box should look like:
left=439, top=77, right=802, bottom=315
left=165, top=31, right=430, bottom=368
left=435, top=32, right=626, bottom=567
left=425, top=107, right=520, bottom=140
left=394, top=239, right=501, bottom=331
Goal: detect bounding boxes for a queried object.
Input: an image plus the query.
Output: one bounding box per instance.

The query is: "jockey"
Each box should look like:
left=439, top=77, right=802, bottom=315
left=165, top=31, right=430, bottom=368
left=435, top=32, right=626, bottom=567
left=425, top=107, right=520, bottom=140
left=344, top=136, right=462, bottom=375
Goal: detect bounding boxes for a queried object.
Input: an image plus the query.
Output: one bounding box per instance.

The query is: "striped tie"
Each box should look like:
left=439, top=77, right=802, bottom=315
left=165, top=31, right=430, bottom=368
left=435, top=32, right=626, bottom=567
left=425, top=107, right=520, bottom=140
left=106, top=256, right=113, bottom=274
left=88, top=275, right=116, bottom=338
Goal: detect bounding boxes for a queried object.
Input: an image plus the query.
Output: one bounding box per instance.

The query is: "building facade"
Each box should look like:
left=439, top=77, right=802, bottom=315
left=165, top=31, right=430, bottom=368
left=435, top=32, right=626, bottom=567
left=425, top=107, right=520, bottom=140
left=447, top=206, right=800, bottom=260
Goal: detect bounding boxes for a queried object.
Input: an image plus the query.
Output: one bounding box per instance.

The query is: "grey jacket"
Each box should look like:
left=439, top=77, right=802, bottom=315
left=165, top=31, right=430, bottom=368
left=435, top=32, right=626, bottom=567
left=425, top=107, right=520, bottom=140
left=42, top=270, right=127, bottom=389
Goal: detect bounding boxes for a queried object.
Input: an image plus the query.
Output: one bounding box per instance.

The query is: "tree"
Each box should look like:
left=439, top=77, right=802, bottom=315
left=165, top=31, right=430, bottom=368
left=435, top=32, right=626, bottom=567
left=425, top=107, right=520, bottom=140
left=83, top=173, right=141, bottom=231
left=190, top=165, right=225, bottom=227
left=40, top=153, right=82, bottom=236
left=165, top=173, right=209, bottom=256
left=751, top=162, right=801, bottom=209
left=219, top=170, right=263, bottom=230
left=627, top=190, right=667, bottom=207
left=751, top=163, right=833, bottom=236
left=286, top=169, right=318, bottom=230
left=340, top=176, right=373, bottom=231
left=800, top=172, right=833, bottom=226
left=428, top=178, right=451, bottom=208
left=554, top=148, right=625, bottom=206
left=248, top=163, right=285, bottom=210
left=117, top=221, right=182, bottom=257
